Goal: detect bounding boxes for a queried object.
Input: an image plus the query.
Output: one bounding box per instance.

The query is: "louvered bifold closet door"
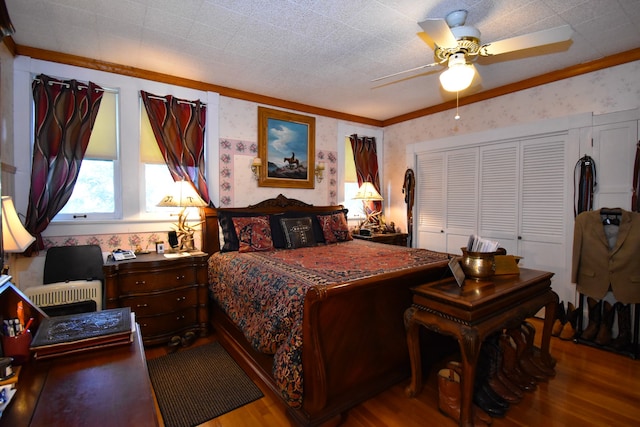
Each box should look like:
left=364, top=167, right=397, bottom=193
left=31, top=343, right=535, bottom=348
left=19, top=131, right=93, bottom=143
left=416, top=152, right=446, bottom=252
left=479, top=143, right=519, bottom=255
left=445, top=148, right=479, bottom=253
left=517, top=135, right=567, bottom=272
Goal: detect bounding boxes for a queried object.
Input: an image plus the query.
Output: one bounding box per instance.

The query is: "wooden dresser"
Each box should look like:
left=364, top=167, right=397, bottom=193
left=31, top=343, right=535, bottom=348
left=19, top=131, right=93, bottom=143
left=103, top=252, right=209, bottom=346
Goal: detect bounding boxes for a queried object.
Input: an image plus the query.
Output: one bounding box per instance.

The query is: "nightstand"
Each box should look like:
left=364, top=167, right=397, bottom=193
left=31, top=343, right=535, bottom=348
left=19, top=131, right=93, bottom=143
left=352, top=232, right=408, bottom=247
left=103, top=252, right=209, bottom=346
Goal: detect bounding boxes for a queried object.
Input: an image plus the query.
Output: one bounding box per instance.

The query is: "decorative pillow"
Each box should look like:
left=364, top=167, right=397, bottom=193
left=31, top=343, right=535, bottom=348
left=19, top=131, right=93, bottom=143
left=218, top=211, right=264, bottom=252
left=232, top=215, right=274, bottom=253
left=279, top=217, right=316, bottom=249
left=271, top=209, right=349, bottom=247
left=317, top=212, right=352, bottom=243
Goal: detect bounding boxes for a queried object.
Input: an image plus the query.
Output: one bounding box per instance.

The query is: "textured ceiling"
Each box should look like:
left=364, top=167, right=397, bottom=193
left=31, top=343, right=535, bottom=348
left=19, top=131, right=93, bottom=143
left=5, top=0, right=640, bottom=121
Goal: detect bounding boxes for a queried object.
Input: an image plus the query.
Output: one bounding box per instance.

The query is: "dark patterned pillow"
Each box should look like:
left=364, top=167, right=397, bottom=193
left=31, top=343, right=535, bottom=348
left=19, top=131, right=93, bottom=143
left=232, top=215, right=274, bottom=253
left=317, top=212, right=352, bottom=243
left=218, top=211, right=265, bottom=252
left=279, top=217, right=316, bottom=249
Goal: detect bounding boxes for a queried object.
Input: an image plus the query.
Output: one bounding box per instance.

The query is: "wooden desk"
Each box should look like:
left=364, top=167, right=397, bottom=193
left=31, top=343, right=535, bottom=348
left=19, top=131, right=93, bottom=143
left=404, top=268, right=557, bottom=427
left=0, top=326, right=159, bottom=427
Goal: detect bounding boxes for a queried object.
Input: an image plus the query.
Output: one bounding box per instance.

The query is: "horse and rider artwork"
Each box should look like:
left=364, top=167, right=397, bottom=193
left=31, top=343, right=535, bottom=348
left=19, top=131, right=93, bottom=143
left=258, top=107, right=316, bottom=189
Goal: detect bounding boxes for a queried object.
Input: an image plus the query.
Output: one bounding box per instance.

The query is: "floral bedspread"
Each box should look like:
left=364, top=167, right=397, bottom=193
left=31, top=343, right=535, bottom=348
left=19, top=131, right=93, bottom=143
left=207, top=240, right=448, bottom=408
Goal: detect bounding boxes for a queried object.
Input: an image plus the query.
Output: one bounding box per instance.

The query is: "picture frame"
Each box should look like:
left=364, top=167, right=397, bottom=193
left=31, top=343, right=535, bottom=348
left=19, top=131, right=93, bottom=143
left=448, top=257, right=466, bottom=287
left=257, top=106, right=315, bottom=189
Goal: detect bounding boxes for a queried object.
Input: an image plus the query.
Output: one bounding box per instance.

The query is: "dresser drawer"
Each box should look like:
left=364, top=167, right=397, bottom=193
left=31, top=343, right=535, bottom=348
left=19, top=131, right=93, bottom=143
left=121, top=287, right=198, bottom=316
left=137, top=308, right=197, bottom=338
left=118, top=268, right=196, bottom=294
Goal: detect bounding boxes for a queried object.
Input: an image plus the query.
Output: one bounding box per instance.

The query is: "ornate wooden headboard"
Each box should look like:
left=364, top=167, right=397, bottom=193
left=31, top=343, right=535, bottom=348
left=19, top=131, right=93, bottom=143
left=200, top=194, right=345, bottom=256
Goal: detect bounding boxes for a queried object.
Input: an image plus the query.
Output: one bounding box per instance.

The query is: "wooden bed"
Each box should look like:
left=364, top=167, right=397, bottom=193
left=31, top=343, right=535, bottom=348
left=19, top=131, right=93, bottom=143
left=200, top=195, right=450, bottom=426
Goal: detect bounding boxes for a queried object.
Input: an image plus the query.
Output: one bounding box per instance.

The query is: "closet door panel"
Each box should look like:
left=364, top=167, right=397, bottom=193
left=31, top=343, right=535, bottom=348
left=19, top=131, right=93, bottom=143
left=445, top=148, right=478, bottom=253
left=479, top=143, right=519, bottom=253
left=517, top=135, right=567, bottom=285
left=592, top=120, right=637, bottom=210
left=416, top=152, right=446, bottom=251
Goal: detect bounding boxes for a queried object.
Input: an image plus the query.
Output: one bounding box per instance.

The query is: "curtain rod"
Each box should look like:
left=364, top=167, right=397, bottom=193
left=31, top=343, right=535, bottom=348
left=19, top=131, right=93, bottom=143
left=32, top=78, right=115, bottom=93
left=144, top=93, right=206, bottom=107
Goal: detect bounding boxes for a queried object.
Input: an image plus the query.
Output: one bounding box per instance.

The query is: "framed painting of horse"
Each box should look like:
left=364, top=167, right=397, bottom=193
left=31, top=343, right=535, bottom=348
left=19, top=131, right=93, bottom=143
left=257, top=106, right=316, bottom=189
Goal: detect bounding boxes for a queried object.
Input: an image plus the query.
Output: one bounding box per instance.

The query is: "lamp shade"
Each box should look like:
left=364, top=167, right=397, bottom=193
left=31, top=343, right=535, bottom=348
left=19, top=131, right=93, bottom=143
left=439, top=53, right=475, bottom=92
left=156, top=180, right=207, bottom=208
left=353, top=182, right=383, bottom=201
left=2, top=196, right=35, bottom=253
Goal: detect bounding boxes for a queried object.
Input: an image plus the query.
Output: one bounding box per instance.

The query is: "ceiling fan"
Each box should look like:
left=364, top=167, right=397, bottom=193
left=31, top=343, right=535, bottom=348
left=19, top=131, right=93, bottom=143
left=373, top=9, right=573, bottom=93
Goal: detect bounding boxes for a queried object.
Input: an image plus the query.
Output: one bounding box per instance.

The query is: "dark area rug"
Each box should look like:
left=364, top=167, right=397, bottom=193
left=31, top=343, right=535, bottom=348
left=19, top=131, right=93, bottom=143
left=147, top=342, right=264, bottom=427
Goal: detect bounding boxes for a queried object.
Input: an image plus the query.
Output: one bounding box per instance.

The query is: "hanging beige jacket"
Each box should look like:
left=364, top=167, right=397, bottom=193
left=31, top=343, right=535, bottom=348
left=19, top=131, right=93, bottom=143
left=571, top=208, right=640, bottom=303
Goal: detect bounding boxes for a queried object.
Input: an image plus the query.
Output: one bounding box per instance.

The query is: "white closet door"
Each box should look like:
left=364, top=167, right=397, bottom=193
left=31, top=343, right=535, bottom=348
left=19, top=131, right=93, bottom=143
left=517, top=135, right=567, bottom=275
left=478, top=143, right=519, bottom=254
left=416, top=152, right=446, bottom=251
left=445, top=148, right=479, bottom=253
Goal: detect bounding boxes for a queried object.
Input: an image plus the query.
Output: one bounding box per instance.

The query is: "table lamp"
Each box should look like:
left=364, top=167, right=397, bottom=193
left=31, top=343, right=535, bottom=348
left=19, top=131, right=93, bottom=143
left=2, top=196, right=36, bottom=274
left=353, top=182, right=383, bottom=231
left=157, top=181, right=207, bottom=251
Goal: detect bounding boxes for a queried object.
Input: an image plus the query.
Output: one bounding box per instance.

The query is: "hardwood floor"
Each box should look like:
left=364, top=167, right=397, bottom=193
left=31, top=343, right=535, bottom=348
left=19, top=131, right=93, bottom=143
left=145, top=318, right=640, bottom=427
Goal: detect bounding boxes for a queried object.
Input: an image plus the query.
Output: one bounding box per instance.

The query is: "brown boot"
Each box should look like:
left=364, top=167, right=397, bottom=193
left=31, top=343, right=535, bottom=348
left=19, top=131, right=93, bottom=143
left=520, top=322, right=556, bottom=377
left=559, top=302, right=577, bottom=341
left=580, top=297, right=601, bottom=341
left=611, top=302, right=632, bottom=350
left=594, top=301, right=614, bottom=346
left=551, top=301, right=566, bottom=337
left=446, top=361, right=494, bottom=424
left=509, top=326, right=549, bottom=382
left=438, top=368, right=489, bottom=427
left=499, top=334, right=536, bottom=391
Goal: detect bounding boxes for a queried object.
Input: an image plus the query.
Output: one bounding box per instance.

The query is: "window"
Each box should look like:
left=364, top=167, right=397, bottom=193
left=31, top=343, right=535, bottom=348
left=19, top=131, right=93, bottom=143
left=140, top=101, right=175, bottom=213
left=343, top=137, right=364, bottom=219
left=56, top=89, right=119, bottom=220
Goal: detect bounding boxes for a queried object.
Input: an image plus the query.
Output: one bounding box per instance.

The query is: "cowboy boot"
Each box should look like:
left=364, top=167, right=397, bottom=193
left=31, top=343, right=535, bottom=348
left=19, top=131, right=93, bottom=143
left=595, top=301, right=615, bottom=346
left=479, top=343, right=521, bottom=403
left=559, top=302, right=578, bottom=341
left=485, top=339, right=524, bottom=399
left=499, top=333, right=536, bottom=391
left=580, top=297, right=601, bottom=341
left=437, top=368, right=489, bottom=427
left=520, top=321, right=556, bottom=377
left=509, top=325, right=549, bottom=382
left=611, top=302, right=632, bottom=350
left=446, top=361, right=494, bottom=424
left=552, top=301, right=566, bottom=337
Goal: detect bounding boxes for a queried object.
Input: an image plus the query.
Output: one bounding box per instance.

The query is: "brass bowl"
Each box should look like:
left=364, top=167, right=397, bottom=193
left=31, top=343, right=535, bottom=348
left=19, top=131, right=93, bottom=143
left=460, top=248, right=497, bottom=279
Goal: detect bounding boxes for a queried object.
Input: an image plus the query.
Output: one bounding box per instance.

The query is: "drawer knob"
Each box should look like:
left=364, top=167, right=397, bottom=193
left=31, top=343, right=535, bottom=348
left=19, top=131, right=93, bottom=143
left=177, top=296, right=186, bottom=301
left=176, top=315, right=185, bottom=320
left=136, top=280, right=146, bottom=285
left=176, top=275, right=185, bottom=280
left=136, top=303, right=148, bottom=308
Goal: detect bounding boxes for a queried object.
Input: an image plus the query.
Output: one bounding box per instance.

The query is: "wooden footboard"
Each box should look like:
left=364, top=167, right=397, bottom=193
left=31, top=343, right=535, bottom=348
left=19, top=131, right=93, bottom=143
left=202, top=197, right=450, bottom=426
left=210, top=261, right=448, bottom=426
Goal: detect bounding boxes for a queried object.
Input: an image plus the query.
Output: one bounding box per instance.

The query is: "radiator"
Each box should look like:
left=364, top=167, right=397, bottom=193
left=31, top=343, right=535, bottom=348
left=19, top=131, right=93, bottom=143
left=24, top=280, right=103, bottom=311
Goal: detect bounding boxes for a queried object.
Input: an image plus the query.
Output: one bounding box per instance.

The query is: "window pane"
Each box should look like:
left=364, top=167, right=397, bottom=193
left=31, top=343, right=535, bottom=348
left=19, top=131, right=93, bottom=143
left=145, top=164, right=175, bottom=212
left=343, top=182, right=364, bottom=219
left=58, top=160, right=115, bottom=214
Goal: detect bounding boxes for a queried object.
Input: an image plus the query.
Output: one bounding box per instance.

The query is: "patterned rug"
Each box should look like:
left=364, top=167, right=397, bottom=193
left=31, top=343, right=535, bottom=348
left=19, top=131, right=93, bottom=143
left=147, top=342, right=263, bottom=427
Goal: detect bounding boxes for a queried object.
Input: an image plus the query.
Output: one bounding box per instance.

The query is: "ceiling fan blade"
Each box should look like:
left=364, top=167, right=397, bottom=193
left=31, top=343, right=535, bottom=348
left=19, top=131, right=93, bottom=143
left=371, top=62, right=440, bottom=82
left=480, top=24, right=573, bottom=56
left=418, top=18, right=458, bottom=49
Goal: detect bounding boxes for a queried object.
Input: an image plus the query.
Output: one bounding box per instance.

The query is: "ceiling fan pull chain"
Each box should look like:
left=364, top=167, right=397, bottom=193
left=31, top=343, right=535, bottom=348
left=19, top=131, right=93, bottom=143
left=454, top=91, right=461, bottom=120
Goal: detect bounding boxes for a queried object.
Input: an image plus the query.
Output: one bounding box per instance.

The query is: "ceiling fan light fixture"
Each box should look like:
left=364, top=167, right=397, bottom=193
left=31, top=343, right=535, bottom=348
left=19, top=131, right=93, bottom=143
left=439, top=53, right=474, bottom=92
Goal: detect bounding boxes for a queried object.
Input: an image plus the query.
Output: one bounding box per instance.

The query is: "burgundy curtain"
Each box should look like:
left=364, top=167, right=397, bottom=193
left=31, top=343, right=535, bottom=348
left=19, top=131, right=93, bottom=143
left=140, top=91, right=210, bottom=204
left=25, top=74, right=104, bottom=253
left=349, top=134, right=382, bottom=214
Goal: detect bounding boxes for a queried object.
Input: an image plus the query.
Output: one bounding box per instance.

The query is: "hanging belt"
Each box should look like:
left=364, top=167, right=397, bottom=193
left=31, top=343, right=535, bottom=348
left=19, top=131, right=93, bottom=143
left=633, top=141, right=640, bottom=212
left=574, top=155, right=596, bottom=217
